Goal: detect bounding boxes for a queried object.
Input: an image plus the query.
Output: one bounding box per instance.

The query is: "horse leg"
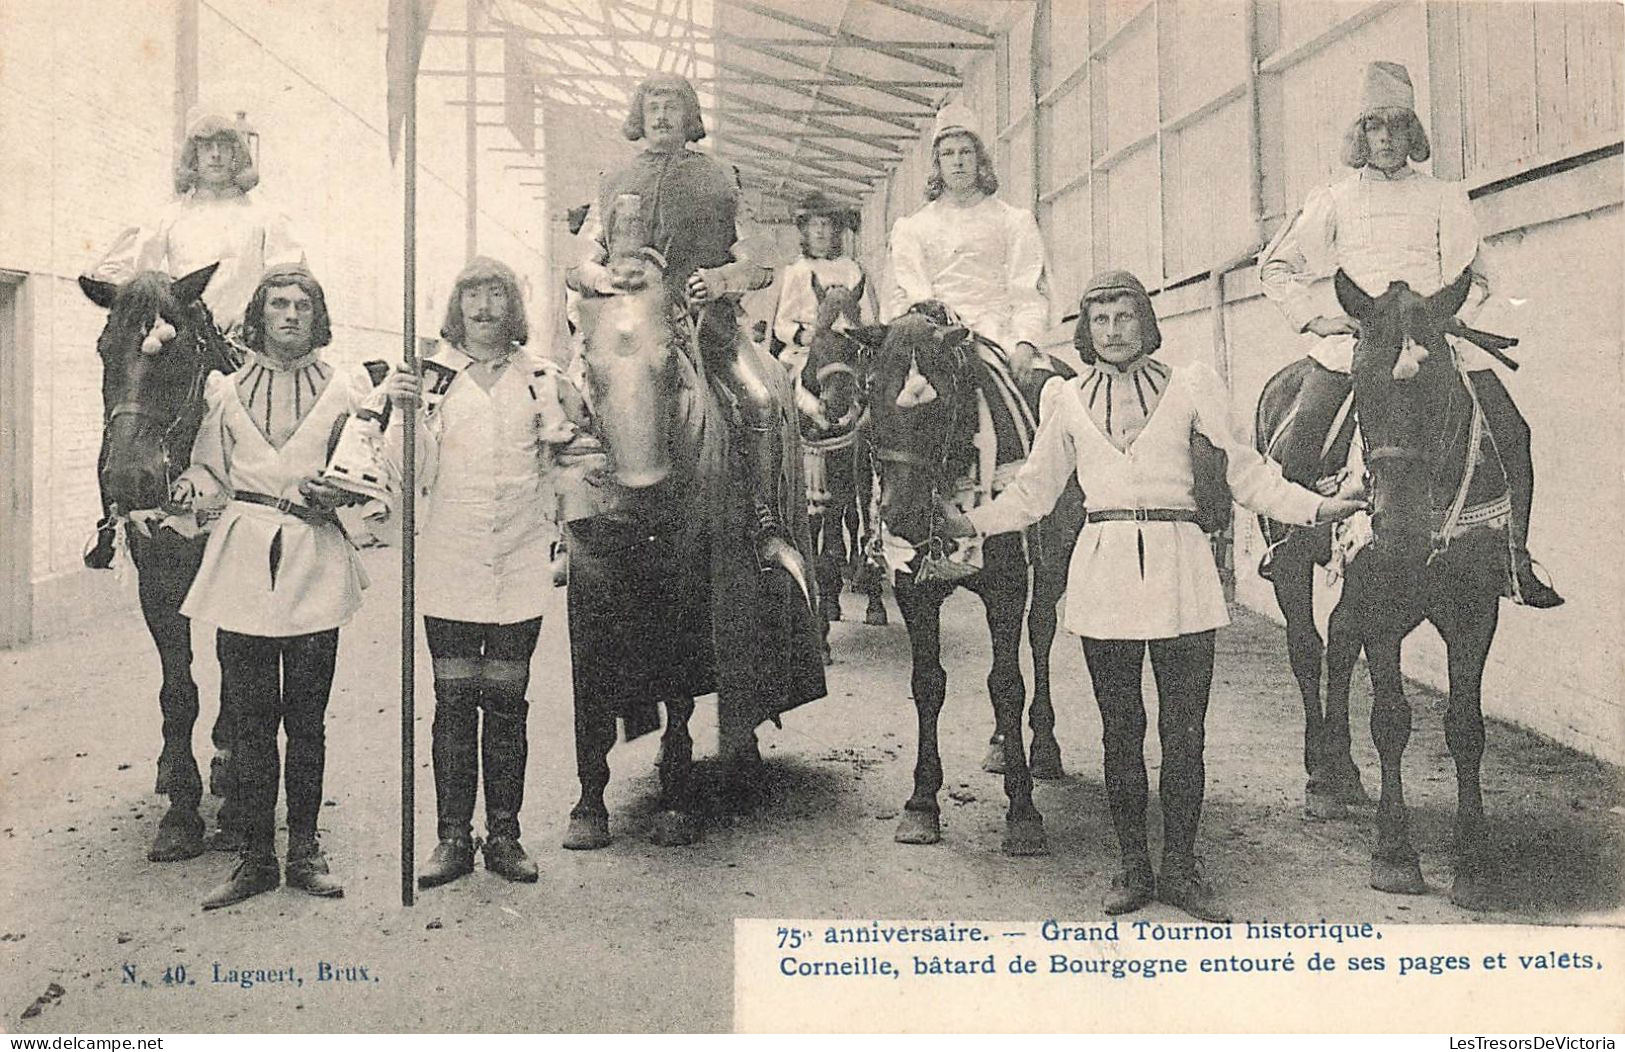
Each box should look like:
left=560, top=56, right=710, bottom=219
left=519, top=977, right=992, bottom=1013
left=813, top=511, right=843, bottom=623
left=651, top=696, right=701, bottom=847
left=719, top=691, right=765, bottom=816
left=894, top=582, right=946, bottom=845
left=979, top=568, right=1045, bottom=856
left=130, top=531, right=204, bottom=861
left=1323, top=601, right=1371, bottom=807
left=1366, top=636, right=1424, bottom=895
left=1271, top=546, right=1337, bottom=817
left=1439, top=594, right=1500, bottom=911
left=1026, top=563, right=1064, bottom=781
left=563, top=694, right=615, bottom=850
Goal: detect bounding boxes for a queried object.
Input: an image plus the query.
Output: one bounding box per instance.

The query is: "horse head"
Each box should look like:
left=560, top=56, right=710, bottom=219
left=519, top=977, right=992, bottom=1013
left=78, top=263, right=225, bottom=513
left=800, top=275, right=876, bottom=434
left=862, top=304, right=976, bottom=543
left=1338, top=267, right=1473, bottom=562
left=575, top=193, right=681, bottom=489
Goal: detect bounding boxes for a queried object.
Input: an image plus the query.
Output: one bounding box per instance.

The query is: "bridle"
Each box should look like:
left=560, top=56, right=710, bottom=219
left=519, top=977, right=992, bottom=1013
left=104, top=301, right=242, bottom=503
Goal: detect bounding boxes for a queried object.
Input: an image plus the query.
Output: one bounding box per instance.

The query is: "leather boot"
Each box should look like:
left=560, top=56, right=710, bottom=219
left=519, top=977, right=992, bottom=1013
left=1102, top=855, right=1155, bottom=915
left=480, top=683, right=536, bottom=883
left=418, top=834, right=476, bottom=889
left=202, top=852, right=280, bottom=910
left=1157, top=854, right=1232, bottom=923
left=285, top=833, right=344, bottom=898
left=483, top=835, right=539, bottom=883
left=431, top=677, right=480, bottom=843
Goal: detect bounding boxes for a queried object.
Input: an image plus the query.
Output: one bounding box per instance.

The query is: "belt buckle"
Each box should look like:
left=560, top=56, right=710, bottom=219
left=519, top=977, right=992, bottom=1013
left=1132, top=507, right=1152, bottom=522
left=274, top=496, right=297, bottom=516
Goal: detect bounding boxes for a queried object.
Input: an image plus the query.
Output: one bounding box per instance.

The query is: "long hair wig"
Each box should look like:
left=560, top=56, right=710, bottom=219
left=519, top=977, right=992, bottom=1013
left=241, top=266, right=332, bottom=352
left=1342, top=110, right=1431, bottom=168
left=174, top=126, right=259, bottom=195
left=622, top=75, right=706, bottom=143
left=441, top=256, right=529, bottom=348
left=925, top=132, right=1000, bottom=201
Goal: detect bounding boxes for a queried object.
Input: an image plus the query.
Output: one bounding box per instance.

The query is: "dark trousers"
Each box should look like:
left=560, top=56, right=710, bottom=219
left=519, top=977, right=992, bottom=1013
left=1081, top=631, right=1216, bottom=868
left=1274, top=361, right=1351, bottom=486
left=423, top=616, right=542, bottom=840
left=217, top=628, right=340, bottom=856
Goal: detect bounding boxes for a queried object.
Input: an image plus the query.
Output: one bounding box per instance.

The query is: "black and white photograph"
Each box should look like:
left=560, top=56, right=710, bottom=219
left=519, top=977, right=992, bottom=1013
left=0, top=0, right=1621, bottom=1035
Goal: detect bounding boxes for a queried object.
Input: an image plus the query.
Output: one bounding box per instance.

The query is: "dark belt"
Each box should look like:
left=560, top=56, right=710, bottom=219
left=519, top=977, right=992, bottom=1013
left=1086, top=508, right=1201, bottom=525
left=233, top=490, right=340, bottom=527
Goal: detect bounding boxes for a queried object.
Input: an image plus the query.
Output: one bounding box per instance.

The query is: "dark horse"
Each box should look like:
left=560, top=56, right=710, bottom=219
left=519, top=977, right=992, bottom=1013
left=560, top=233, right=826, bottom=850
left=795, top=274, right=887, bottom=639
left=1256, top=269, right=1510, bottom=909
left=863, top=308, right=1084, bottom=853
left=77, top=264, right=239, bottom=862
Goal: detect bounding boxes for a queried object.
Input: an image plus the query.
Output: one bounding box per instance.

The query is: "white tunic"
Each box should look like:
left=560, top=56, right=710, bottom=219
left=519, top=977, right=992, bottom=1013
left=179, top=361, right=381, bottom=637
left=1259, top=166, right=1494, bottom=372
left=91, top=189, right=304, bottom=332
left=884, top=195, right=1049, bottom=350
left=412, top=345, right=558, bottom=625
left=772, top=256, right=871, bottom=348
left=967, top=362, right=1324, bottom=640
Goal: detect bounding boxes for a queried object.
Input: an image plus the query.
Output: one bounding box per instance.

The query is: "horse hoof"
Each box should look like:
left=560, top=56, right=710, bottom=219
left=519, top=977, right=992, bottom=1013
left=894, top=809, right=941, bottom=845
left=982, top=739, right=1007, bottom=775
left=1001, top=818, right=1048, bottom=857
left=1304, top=789, right=1349, bottom=821
left=649, top=810, right=701, bottom=847
left=1029, top=741, right=1064, bottom=781
left=147, top=811, right=205, bottom=863
left=1369, top=856, right=1426, bottom=895
left=1450, top=870, right=1495, bottom=913
left=562, top=812, right=612, bottom=851
left=864, top=603, right=888, bottom=627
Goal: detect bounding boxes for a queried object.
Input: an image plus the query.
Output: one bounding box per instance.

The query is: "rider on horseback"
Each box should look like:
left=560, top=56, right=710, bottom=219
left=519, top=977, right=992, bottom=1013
left=565, top=73, right=799, bottom=580
left=1259, top=61, right=1562, bottom=608
left=883, top=103, right=1049, bottom=386
left=772, top=191, right=876, bottom=376
left=89, top=104, right=304, bottom=336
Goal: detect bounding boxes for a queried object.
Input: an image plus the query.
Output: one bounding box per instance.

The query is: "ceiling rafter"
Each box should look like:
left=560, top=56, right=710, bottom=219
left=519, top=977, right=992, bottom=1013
left=717, top=0, right=961, bottom=77
left=862, top=0, right=996, bottom=40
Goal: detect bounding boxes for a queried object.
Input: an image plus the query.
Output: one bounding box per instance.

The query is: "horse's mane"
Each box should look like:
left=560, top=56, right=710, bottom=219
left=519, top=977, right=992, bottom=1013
left=105, top=271, right=178, bottom=338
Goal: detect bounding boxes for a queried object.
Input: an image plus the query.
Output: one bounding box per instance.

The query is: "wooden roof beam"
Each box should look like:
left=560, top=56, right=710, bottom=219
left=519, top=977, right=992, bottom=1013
left=716, top=0, right=961, bottom=76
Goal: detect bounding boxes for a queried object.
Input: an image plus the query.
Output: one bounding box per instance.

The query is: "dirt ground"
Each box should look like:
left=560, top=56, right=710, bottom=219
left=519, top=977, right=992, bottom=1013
left=2, top=548, right=1621, bottom=1033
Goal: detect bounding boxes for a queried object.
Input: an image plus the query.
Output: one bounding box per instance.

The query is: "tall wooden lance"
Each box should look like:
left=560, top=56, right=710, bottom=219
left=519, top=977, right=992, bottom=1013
left=387, top=0, right=436, bottom=909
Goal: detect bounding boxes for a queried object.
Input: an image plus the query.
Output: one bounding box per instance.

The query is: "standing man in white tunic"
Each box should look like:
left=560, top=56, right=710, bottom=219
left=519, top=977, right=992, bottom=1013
left=1259, top=61, right=1561, bottom=608
left=90, top=106, right=305, bottom=336
left=884, top=104, right=1049, bottom=382
left=942, top=270, right=1364, bottom=922
left=170, top=266, right=392, bottom=909
left=391, top=258, right=563, bottom=888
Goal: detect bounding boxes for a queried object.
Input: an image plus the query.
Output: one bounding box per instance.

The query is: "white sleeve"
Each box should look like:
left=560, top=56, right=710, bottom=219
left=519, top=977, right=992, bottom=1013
left=1005, top=207, right=1050, bottom=347
left=1438, top=182, right=1491, bottom=322
left=1187, top=364, right=1322, bottom=526
left=966, top=379, right=1078, bottom=536
left=1259, top=185, right=1338, bottom=333
left=884, top=215, right=934, bottom=323
left=773, top=261, right=816, bottom=347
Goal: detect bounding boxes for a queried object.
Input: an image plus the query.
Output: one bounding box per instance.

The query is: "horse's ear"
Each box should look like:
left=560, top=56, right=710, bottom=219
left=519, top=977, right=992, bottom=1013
left=1429, top=268, right=1474, bottom=320
left=810, top=271, right=825, bottom=302
left=172, top=263, right=220, bottom=305
left=1333, top=269, right=1375, bottom=321
left=78, top=275, right=118, bottom=310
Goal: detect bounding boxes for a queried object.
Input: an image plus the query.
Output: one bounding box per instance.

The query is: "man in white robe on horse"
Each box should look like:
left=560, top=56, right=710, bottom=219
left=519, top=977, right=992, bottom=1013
left=1259, top=61, right=1561, bottom=608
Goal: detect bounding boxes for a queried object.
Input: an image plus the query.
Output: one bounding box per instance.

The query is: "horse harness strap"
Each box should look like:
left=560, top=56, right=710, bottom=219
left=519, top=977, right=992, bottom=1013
left=1087, top=508, right=1202, bottom=525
